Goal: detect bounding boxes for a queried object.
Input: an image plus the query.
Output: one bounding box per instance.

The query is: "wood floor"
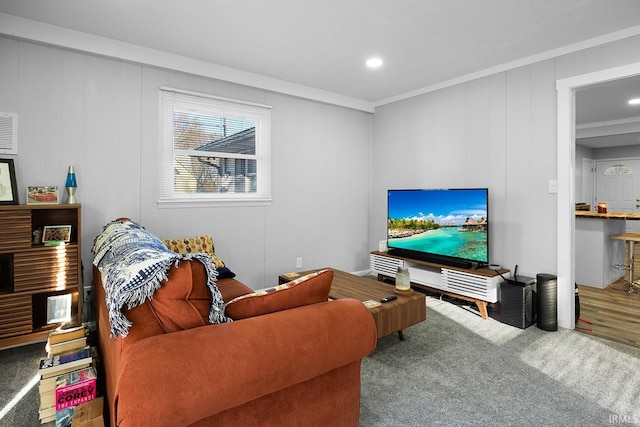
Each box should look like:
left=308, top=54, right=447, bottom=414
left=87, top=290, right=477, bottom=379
left=576, top=278, right=640, bottom=349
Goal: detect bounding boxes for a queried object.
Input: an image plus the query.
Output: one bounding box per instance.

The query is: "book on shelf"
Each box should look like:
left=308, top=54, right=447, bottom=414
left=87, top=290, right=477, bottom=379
left=55, top=367, right=97, bottom=410
left=47, top=336, right=88, bottom=357
left=47, top=325, right=87, bottom=345
left=39, top=347, right=93, bottom=378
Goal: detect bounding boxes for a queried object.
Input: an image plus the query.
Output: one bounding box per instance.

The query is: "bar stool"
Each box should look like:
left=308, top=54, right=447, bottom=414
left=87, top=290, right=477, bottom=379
left=611, top=232, right=640, bottom=293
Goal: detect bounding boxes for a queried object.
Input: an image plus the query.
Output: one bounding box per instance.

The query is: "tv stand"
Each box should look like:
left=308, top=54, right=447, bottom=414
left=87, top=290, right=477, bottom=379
left=386, top=248, right=473, bottom=269
left=370, top=251, right=509, bottom=319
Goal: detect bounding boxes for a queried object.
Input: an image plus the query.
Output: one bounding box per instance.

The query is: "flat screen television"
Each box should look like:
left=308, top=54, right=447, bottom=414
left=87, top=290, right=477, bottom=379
left=387, top=188, right=489, bottom=268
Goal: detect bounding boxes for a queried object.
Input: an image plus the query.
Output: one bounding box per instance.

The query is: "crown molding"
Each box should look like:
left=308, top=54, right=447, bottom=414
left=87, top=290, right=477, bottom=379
left=2, top=12, right=640, bottom=113
left=576, top=117, right=640, bottom=139
left=375, top=24, right=640, bottom=108
left=0, top=13, right=375, bottom=113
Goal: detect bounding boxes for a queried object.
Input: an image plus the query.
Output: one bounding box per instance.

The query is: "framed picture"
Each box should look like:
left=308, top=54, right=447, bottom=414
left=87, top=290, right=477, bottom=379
left=27, top=186, right=58, bottom=205
left=0, top=158, right=18, bottom=205
left=47, top=294, right=72, bottom=324
left=42, top=225, right=72, bottom=243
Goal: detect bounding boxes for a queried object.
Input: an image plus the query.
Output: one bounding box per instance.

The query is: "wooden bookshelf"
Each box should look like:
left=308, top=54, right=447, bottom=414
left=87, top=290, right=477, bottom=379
left=0, top=204, right=82, bottom=349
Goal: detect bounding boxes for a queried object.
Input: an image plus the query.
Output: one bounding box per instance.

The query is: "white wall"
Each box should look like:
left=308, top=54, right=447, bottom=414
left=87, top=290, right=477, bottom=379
left=0, top=37, right=373, bottom=290
left=591, top=145, right=640, bottom=159
left=372, top=34, right=640, bottom=329
left=372, top=63, right=557, bottom=277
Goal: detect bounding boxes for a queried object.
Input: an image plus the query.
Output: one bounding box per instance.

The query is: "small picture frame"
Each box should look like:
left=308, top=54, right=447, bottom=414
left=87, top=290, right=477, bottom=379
left=0, top=158, right=18, bottom=205
left=27, top=186, right=58, bottom=205
left=42, top=225, right=72, bottom=243
left=47, top=294, right=72, bottom=324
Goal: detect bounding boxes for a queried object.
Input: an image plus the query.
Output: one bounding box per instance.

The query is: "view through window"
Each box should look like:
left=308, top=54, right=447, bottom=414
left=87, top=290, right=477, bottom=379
left=159, top=88, right=271, bottom=206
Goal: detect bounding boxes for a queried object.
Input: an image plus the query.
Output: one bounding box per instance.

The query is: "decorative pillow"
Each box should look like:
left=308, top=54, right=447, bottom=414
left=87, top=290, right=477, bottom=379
left=163, top=236, right=236, bottom=279
left=215, top=266, right=236, bottom=279
left=224, top=269, right=333, bottom=320
left=162, top=236, right=225, bottom=269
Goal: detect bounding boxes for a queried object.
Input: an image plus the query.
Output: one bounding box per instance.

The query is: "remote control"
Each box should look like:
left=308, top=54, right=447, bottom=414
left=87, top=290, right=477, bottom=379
left=380, top=296, right=397, bottom=303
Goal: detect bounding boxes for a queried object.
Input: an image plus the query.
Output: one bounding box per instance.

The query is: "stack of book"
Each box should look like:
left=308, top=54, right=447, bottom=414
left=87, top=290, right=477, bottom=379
left=37, top=325, right=98, bottom=425
left=45, top=325, right=88, bottom=357
left=54, top=367, right=98, bottom=427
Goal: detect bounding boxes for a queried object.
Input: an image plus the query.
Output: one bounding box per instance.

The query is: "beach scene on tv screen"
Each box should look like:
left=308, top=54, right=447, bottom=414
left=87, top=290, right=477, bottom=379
left=388, top=189, right=488, bottom=262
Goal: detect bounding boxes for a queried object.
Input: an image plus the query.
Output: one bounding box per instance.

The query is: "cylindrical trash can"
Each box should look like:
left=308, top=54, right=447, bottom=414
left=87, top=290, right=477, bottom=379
left=537, top=273, right=557, bottom=331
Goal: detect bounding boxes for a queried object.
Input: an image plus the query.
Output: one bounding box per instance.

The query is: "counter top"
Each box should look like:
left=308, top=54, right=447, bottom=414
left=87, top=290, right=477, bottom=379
left=611, top=232, right=640, bottom=242
left=576, top=211, right=640, bottom=220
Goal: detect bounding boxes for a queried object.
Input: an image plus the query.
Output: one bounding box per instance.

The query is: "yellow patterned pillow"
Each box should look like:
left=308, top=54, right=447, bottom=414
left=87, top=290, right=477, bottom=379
left=162, top=235, right=226, bottom=269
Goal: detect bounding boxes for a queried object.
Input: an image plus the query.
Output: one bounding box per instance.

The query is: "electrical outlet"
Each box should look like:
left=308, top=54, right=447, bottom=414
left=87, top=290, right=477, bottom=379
left=83, top=287, right=93, bottom=302
left=296, top=257, right=303, bottom=269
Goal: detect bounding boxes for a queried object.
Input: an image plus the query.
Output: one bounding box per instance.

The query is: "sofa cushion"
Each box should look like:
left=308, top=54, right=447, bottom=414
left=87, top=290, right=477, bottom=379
left=224, top=269, right=333, bottom=319
left=92, top=221, right=230, bottom=338
left=162, top=235, right=236, bottom=278
left=145, top=260, right=212, bottom=333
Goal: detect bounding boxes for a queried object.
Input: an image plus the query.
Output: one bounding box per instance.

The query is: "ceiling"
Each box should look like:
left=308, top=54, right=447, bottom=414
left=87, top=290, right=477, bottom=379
left=576, top=75, right=640, bottom=149
left=1, top=0, right=640, bottom=147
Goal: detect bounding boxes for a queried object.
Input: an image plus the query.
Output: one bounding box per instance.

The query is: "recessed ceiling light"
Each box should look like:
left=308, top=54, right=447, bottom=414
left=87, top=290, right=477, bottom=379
left=629, top=98, right=640, bottom=105
left=366, top=57, right=383, bottom=68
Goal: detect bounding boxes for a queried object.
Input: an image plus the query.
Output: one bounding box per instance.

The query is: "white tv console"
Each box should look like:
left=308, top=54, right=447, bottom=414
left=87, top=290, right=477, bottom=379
left=370, top=251, right=509, bottom=319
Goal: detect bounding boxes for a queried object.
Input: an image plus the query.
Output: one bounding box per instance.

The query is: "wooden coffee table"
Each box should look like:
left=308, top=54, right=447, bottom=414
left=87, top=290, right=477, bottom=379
left=279, top=269, right=426, bottom=340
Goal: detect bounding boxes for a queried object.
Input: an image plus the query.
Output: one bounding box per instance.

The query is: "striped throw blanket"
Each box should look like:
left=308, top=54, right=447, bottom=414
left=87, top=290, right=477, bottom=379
left=92, top=219, right=230, bottom=338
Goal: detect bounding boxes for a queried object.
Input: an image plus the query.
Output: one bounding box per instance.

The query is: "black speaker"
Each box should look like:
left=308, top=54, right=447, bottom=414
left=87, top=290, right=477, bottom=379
left=536, top=273, right=557, bottom=331
left=500, top=276, right=536, bottom=329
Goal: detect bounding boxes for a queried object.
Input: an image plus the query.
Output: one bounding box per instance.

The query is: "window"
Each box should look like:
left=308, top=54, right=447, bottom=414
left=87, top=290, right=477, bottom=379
left=159, top=87, right=272, bottom=207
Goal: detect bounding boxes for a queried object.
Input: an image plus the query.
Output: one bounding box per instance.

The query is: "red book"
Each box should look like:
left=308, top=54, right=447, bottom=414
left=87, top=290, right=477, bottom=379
left=55, top=367, right=97, bottom=410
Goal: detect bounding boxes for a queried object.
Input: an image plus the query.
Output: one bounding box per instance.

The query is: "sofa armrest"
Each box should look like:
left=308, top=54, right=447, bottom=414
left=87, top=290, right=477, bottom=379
left=114, top=298, right=376, bottom=427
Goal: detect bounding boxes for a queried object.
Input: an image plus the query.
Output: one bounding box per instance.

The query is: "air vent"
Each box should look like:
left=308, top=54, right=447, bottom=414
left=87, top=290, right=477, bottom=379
left=0, top=113, right=18, bottom=155
left=441, top=268, right=500, bottom=302
left=370, top=253, right=403, bottom=276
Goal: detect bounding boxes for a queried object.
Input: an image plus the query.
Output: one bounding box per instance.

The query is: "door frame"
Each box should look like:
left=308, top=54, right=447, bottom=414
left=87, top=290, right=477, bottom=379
left=557, top=62, right=640, bottom=329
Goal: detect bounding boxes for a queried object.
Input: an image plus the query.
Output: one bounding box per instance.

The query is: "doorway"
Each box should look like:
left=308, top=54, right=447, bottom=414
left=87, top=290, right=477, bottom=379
left=557, top=62, right=640, bottom=330
left=595, top=158, right=640, bottom=232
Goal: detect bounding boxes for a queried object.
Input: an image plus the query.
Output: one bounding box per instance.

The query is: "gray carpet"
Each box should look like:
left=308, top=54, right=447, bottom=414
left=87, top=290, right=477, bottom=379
left=0, top=341, right=51, bottom=427
left=2, top=297, right=640, bottom=426
left=360, top=296, right=640, bottom=426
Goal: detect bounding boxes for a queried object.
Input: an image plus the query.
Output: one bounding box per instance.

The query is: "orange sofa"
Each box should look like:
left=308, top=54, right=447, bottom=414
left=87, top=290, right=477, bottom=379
left=94, top=259, right=377, bottom=427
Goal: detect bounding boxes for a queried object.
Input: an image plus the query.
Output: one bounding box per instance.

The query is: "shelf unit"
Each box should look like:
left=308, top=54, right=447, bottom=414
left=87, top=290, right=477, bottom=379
left=0, top=204, right=81, bottom=349
left=370, top=251, right=509, bottom=319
